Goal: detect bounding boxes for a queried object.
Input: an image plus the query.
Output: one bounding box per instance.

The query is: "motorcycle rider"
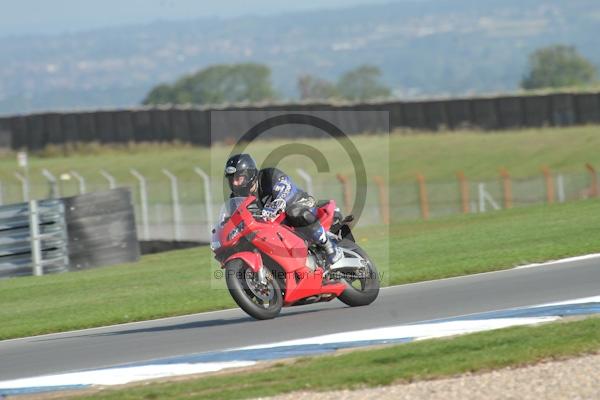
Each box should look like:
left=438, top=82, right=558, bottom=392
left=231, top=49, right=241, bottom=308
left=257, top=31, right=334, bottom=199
left=224, top=153, right=343, bottom=265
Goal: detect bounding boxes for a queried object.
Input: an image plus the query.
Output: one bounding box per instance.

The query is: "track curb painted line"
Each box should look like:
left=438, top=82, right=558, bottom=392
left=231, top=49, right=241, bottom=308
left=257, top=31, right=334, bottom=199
left=512, top=253, right=600, bottom=269
left=2, top=295, right=599, bottom=396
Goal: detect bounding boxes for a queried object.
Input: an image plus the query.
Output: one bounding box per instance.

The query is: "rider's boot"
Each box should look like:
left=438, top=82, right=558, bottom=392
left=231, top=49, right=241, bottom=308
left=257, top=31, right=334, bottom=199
left=313, top=225, right=343, bottom=266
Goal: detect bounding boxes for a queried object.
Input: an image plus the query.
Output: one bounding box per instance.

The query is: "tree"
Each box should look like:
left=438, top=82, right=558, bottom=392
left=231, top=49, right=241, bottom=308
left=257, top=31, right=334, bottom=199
left=143, top=63, right=276, bottom=105
left=297, top=74, right=338, bottom=100
left=143, top=84, right=175, bottom=105
left=521, top=45, right=598, bottom=90
left=336, top=65, right=391, bottom=101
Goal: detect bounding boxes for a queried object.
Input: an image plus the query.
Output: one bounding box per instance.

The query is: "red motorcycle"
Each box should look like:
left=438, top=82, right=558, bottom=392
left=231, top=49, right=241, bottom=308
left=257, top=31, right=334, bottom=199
left=211, top=196, right=380, bottom=319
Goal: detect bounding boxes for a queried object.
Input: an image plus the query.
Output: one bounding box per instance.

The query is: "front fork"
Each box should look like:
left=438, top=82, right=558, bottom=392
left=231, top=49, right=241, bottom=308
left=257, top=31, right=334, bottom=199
left=256, top=265, right=268, bottom=285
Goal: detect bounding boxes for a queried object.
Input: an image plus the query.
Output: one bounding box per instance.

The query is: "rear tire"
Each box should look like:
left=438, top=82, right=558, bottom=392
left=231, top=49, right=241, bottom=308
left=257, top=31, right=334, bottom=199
left=225, top=259, right=283, bottom=320
left=336, top=239, right=380, bottom=307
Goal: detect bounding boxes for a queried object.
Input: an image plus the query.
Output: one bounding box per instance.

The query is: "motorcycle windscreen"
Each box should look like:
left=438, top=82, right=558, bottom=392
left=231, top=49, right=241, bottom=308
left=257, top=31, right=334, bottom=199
left=212, top=197, right=247, bottom=250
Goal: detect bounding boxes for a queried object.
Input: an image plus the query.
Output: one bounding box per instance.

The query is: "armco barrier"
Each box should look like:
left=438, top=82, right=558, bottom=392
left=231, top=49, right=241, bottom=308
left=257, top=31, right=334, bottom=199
left=1, top=92, right=599, bottom=150
left=0, top=188, right=140, bottom=279
left=0, top=200, right=68, bottom=278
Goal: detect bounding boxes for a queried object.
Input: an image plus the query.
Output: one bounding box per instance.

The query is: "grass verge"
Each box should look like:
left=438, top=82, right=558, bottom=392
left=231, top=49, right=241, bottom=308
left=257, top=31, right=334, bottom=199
left=78, top=316, right=600, bottom=399
left=0, top=199, right=599, bottom=340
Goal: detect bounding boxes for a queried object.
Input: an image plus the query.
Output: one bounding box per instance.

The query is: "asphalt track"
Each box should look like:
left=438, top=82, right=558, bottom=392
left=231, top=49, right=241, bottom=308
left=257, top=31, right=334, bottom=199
left=1, top=256, right=599, bottom=381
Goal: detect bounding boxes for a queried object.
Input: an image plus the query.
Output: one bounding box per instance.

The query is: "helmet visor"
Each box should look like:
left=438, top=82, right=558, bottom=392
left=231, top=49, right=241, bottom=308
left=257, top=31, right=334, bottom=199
left=227, top=170, right=253, bottom=196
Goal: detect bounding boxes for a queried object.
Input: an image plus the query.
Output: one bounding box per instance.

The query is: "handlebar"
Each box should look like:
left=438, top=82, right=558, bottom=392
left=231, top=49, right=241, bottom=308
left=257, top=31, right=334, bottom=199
left=250, top=210, right=265, bottom=220
left=250, top=208, right=284, bottom=222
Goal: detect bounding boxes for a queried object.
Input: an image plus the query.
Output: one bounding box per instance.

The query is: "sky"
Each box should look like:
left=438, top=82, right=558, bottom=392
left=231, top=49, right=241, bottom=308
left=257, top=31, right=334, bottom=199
left=0, top=0, right=403, bottom=37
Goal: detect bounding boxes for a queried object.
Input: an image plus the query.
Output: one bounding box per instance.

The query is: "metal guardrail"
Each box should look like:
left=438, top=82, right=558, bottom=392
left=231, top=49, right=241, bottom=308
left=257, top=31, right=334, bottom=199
left=0, top=199, right=69, bottom=278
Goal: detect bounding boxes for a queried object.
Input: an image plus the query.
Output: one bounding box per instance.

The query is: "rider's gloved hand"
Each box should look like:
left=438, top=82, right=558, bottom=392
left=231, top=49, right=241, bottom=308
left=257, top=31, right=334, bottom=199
left=261, top=199, right=286, bottom=221
left=261, top=208, right=277, bottom=221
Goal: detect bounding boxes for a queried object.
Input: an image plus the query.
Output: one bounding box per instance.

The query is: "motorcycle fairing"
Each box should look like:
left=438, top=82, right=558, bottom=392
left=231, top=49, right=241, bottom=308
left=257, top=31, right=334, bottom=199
left=217, top=196, right=347, bottom=306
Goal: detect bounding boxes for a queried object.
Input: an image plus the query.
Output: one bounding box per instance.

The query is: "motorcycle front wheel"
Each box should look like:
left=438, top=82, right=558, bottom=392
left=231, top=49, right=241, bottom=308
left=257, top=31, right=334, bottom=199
left=225, top=259, right=283, bottom=320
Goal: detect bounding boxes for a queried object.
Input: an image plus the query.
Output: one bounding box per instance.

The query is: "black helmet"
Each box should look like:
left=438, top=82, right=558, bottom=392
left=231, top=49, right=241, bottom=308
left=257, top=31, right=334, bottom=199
left=225, top=154, right=258, bottom=196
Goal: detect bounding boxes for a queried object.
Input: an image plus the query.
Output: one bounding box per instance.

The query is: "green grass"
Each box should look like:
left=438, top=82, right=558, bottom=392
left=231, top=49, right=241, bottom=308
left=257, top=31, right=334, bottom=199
left=0, top=125, right=599, bottom=199
left=79, top=316, right=600, bottom=400
left=1, top=199, right=599, bottom=340
left=384, top=198, right=600, bottom=283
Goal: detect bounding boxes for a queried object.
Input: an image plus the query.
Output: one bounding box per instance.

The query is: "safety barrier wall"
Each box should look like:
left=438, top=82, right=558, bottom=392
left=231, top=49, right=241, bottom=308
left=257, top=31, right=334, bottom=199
left=0, top=188, right=140, bottom=279
left=0, top=200, right=68, bottom=278
left=0, top=92, right=599, bottom=150
left=64, top=188, right=140, bottom=271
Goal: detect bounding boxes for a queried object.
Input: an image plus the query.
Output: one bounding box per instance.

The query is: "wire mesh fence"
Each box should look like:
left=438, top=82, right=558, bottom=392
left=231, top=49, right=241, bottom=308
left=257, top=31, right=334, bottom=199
left=0, top=168, right=597, bottom=242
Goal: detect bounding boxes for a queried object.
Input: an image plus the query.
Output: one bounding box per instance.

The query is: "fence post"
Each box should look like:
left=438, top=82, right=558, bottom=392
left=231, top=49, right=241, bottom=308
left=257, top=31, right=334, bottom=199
left=29, top=200, right=43, bottom=276
left=193, top=167, right=214, bottom=235
left=296, top=168, right=314, bottom=196
left=100, top=169, right=117, bottom=190
left=478, top=183, right=501, bottom=212
left=478, top=183, right=486, bottom=212
left=70, top=170, right=86, bottom=194
left=556, top=174, right=566, bottom=203
left=15, top=172, right=29, bottom=201
left=42, top=169, right=59, bottom=198
left=163, top=169, right=182, bottom=241
left=456, top=171, right=469, bottom=214
left=130, top=169, right=150, bottom=240
left=336, top=173, right=352, bottom=214
left=373, top=176, right=390, bottom=224
left=499, top=168, right=512, bottom=209
left=585, top=163, right=599, bottom=198
left=416, top=173, right=429, bottom=220
left=17, top=151, right=31, bottom=202
left=541, top=166, right=555, bottom=204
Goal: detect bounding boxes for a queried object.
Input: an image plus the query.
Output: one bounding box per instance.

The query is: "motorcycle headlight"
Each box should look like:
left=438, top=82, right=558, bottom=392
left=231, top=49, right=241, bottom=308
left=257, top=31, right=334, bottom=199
left=227, top=221, right=245, bottom=241
left=210, top=227, right=222, bottom=251
left=210, top=239, right=221, bottom=251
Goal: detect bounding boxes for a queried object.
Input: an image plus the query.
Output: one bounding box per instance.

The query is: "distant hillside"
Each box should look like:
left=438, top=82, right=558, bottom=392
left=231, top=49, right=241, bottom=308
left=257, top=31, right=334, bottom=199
left=0, top=0, right=599, bottom=115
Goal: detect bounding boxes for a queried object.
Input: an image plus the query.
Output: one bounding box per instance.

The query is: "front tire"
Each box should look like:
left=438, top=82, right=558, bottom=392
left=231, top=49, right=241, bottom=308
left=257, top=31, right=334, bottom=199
left=225, top=259, right=283, bottom=320
left=336, top=239, right=380, bottom=307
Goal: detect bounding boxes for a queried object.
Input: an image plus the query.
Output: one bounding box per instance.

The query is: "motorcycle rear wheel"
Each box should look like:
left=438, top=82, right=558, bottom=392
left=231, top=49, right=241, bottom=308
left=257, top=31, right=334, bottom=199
left=225, top=259, right=283, bottom=320
left=336, top=239, right=380, bottom=307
